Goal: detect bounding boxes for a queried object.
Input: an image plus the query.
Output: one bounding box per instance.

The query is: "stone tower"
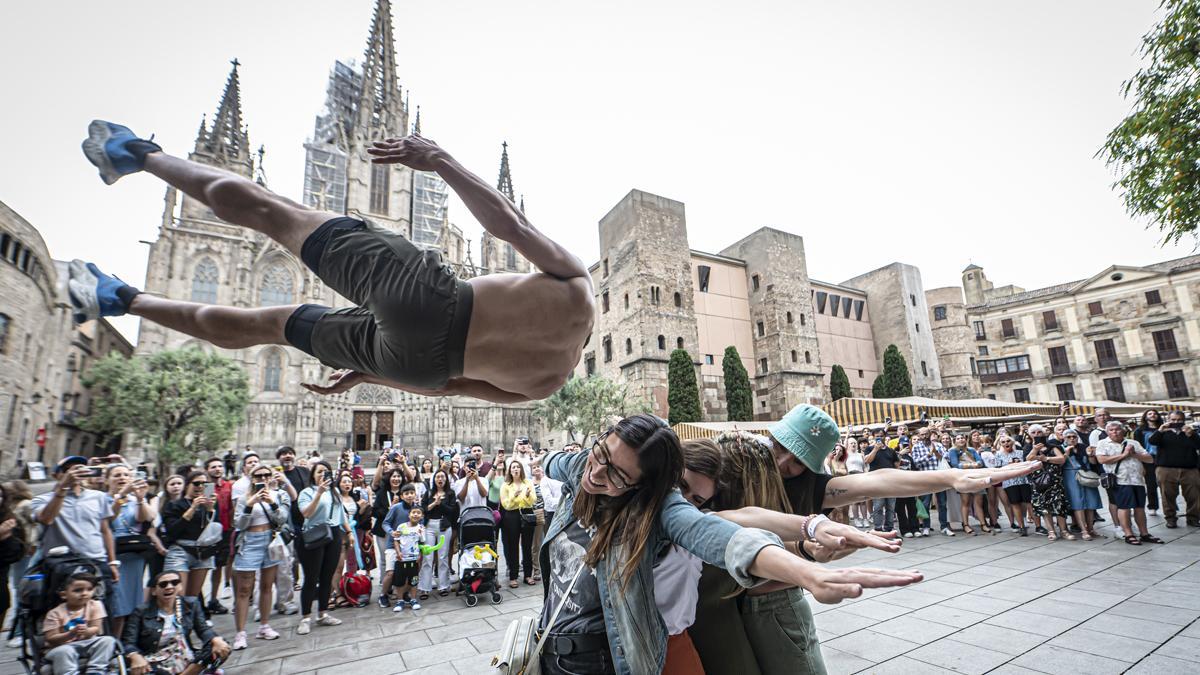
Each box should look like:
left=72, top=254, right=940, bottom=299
left=962, top=263, right=993, bottom=306
left=720, top=228, right=825, bottom=418
left=926, top=286, right=982, bottom=398
left=343, top=0, right=413, bottom=237
left=588, top=190, right=701, bottom=416
left=481, top=142, right=532, bottom=274
left=843, top=263, right=943, bottom=393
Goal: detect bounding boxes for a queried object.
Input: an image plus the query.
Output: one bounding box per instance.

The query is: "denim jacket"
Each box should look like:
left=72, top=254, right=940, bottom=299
left=541, top=450, right=783, bottom=675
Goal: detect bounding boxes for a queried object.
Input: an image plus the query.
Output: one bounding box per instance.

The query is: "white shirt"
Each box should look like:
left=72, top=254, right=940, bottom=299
left=1095, top=437, right=1148, bottom=487
left=231, top=476, right=251, bottom=502
left=1088, top=428, right=1105, bottom=448
left=652, top=546, right=703, bottom=636
left=452, top=476, right=489, bottom=509
left=845, top=452, right=866, bottom=473
left=534, top=477, right=564, bottom=513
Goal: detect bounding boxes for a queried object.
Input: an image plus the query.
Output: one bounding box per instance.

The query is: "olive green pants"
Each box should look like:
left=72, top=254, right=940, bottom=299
left=740, top=588, right=827, bottom=675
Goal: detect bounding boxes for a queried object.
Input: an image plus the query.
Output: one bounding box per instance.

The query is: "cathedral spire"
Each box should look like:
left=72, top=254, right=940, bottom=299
left=519, top=194, right=525, bottom=213
left=356, top=0, right=404, bottom=136
left=412, top=105, right=421, bottom=135
left=194, top=114, right=208, bottom=149
left=206, top=58, right=249, bottom=159
left=497, top=141, right=515, bottom=202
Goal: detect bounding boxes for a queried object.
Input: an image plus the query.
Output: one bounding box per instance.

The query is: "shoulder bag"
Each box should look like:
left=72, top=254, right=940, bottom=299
left=1098, top=443, right=1127, bottom=490
left=493, top=562, right=586, bottom=675
left=302, top=491, right=349, bottom=550
left=1074, top=452, right=1102, bottom=488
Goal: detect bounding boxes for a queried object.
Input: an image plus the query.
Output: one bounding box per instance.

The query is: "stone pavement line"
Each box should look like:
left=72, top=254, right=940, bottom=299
left=818, top=524, right=1200, bottom=675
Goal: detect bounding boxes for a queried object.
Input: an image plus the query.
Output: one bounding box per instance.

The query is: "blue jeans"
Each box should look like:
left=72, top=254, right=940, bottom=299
left=920, top=492, right=949, bottom=529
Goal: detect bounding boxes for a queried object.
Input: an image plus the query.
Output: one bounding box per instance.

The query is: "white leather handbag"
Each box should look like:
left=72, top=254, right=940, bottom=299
left=493, top=564, right=586, bottom=675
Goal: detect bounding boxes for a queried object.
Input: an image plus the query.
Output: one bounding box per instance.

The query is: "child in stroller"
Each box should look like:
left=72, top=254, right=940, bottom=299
left=455, top=506, right=502, bottom=607
left=40, top=572, right=120, bottom=675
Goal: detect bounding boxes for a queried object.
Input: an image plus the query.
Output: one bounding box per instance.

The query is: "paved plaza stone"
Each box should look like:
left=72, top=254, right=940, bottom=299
left=2, top=520, right=1199, bottom=674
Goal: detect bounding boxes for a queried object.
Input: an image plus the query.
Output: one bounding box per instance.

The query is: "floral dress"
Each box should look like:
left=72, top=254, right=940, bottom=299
left=1030, top=459, right=1069, bottom=517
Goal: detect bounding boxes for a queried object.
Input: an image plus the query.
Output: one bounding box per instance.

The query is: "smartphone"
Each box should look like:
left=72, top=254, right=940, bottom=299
left=252, top=482, right=266, bottom=493
left=203, top=483, right=215, bottom=499
left=135, top=470, right=147, bottom=481
left=274, top=466, right=284, bottom=472
left=87, top=467, right=104, bottom=478
left=1171, top=421, right=1186, bottom=429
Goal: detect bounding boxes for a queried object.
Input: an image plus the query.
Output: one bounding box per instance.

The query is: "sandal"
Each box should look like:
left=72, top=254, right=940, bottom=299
left=1047, top=533, right=1057, bottom=542
left=419, top=593, right=429, bottom=601
left=1065, top=534, right=1077, bottom=541
left=981, top=525, right=991, bottom=534
left=1081, top=532, right=1093, bottom=541
left=525, top=577, right=537, bottom=586
left=1140, top=534, right=1165, bottom=544
left=509, top=580, right=519, bottom=589
left=963, top=526, right=975, bottom=535
left=1124, top=535, right=1142, bottom=545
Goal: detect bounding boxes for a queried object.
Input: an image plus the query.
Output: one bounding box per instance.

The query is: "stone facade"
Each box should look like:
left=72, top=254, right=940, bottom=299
left=949, top=258, right=1200, bottom=404
left=811, top=280, right=878, bottom=397
left=843, top=263, right=943, bottom=394
left=926, top=286, right=982, bottom=399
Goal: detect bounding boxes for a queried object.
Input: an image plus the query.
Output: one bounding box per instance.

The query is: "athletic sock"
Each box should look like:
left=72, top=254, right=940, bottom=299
left=125, top=138, right=162, bottom=164
left=115, top=283, right=141, bottom=308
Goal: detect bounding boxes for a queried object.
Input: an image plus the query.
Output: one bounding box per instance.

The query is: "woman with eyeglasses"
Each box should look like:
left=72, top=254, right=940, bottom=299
left=295, top=461, right=352, bottom=635
left=499, top=460, right=537, bottom=588
left=229, top=465, right=290, bottom=650
left=160, top=471, right=220, bottom=606
left=122, top=571, right=232, bottom=675
left=106, top=464, right=156, bottom=637
left=537, top=414, right=923, bottom=675
left=1061, top=430, right=1101, bottom=540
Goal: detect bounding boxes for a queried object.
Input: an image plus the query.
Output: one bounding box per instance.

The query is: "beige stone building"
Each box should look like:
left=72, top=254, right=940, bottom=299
left=810, top=280, right=878, bottom=396
left=137, top=0, right=545, bottom=456
left=934, top=257, right=1200, bottom=404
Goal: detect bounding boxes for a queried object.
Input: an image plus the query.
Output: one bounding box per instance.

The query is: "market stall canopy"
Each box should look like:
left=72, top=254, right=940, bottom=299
left=672, top=421, right=772, bottom=441
left=821, top=396, right=1200, bottom=428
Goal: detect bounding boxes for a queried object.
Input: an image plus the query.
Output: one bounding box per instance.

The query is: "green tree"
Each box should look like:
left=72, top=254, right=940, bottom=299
left=722, top=346, right=753, bottom=421
left=829, top=364, right=853, bottom=401
left=533, top=375, right=650, bottom=444
left=881, top=344, right=913, bottom=397
left=872, top=375, right=887, bottom=398
left=1101, top=0, right=1200, bottom=244
left=667, top=349, right=703, bottom=426
left=82, top=348, right=250, bottom=475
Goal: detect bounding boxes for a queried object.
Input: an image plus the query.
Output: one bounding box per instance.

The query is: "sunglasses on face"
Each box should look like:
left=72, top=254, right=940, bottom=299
left=252, top=473, right=272, bottom=480
left=190, top=481, right=208, bottom=487
left=157, top=579, right=182, bottom=589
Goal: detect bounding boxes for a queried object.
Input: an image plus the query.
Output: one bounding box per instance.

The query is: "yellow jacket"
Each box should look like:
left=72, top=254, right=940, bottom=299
left=500, top=480, right=536, bottom=510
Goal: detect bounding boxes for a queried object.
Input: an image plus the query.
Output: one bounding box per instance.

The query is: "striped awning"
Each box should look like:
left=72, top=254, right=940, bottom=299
left=672, top=421, right=772, bottom=441
left=820, top=398, right=923, bottom=428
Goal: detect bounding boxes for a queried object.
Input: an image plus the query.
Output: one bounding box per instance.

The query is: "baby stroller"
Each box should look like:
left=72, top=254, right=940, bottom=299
left=455, top=505, right=502, bottom=607
left=14, top=549, right=126, bottom=674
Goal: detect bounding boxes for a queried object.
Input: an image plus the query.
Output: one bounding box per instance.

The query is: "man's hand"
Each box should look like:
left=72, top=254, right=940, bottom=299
left=303, top=369, right=366, bottom=396
left=0, top=518, right=16, bottom=540
left=949, top=461, right=1040, bottom=492
left=109, top=562, right=120, bottom=584
left=810, top=521, right=902, bottom=557
left=367, top=135, right=448, bottom=171
left=60, top=466, right=89, bottom=491
left=797, top=562, right=923, bottom=604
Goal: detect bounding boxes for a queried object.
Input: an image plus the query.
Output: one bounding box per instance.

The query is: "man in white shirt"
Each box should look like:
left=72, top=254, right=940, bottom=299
left=1095, top=421, right=1163, bottom=545
left=452, top=462, right=489, bottom=510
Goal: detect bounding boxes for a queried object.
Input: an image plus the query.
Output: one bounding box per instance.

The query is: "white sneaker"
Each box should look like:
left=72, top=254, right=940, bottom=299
left=296, top=618, right=311, bottom=635
left=6, top=636, right=21, bottom=649
left=903, top=532, right=914, bottom=539
left=316, top=613, right=342, bottom=627
left=920, top=528, right=930, bottom=537
left=941, top=527, right=955, bottom=537
left=256, top=625, right=280, bottom=640
left=232, top=631, right=247, bottom=650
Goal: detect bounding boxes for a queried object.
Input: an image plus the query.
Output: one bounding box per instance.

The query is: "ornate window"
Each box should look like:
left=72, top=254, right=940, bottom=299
left=260, top=264, right=294, bottom=306
left=190, top=258, right=219, bottom=304
left=369, top=163, right=390, bottom=214
left=263, top=350, right=282, bottom=392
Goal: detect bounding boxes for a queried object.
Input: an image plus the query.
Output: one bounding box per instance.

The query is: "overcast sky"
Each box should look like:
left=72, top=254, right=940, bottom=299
left=1, top=0, right=1187, bottom=342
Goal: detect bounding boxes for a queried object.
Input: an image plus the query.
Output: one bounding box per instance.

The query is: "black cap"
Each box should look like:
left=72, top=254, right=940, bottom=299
left=516, top=436, right=531, bottom=445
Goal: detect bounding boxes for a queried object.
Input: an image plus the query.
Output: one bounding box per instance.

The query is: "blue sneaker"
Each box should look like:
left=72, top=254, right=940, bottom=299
left=81, top=120, right=157, bottom=185
left=409, top=599, right=421, bottom=611
left=67, top=259, right=135, bottom=324
left=391, top=599, right=405, bottom=613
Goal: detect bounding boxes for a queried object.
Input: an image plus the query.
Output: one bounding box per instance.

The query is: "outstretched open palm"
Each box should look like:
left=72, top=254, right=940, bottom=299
left=951, top=460, right=1040, bottom=493
left=367, top=134, right=445, bottom=171
left=803, top=565, right=923, bottom=604
left=302, top=369, right=366, bottom=395
left=809, top=520, right=902, bottom=562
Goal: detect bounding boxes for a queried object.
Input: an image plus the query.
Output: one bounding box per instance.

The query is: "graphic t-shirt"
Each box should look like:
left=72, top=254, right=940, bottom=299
left=539, top=520, right=605, bottom=635
left=396, top=523, right=424, bottom=562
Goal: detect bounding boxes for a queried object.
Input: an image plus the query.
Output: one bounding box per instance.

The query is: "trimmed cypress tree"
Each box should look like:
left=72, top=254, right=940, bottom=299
left=668, top=349, right=703, bottom=425
left=829, top=364, right=852, bottom=401
left=722, top=346, right=753, bottom=421
left=872, top=375, right=887, bottom=398
left=882, top=344, right=913, bottom=397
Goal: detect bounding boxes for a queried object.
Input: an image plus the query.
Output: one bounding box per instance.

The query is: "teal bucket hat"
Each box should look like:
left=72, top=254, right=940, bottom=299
left=769, top=404, right=840, bottom=474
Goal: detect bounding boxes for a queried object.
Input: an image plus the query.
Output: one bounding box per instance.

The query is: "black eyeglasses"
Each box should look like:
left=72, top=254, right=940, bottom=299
left=591, top=432, right=637, bottom=491
left=156, top=579, right=181, bottom=589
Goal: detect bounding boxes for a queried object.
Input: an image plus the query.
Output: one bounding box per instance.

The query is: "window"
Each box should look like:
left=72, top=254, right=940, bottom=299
left=704, top=354, right=714, bottom=365
left=978, top=346, right=989, bottom=356
left=1165, top=370, right=1190, bottom=398
left=1056, top=383, right=1076, bottom=401
left=858, top=369, right=864, bottom=377
left=970, top=357, right=977, bottom=374
left=602, top=291, right=609, bottom=313
left=1153, top=329, right=1179, bottom=359
left=673, top=292, right=682, bottom=308
left=921, top=361, right=928, bottom=377
left=603, top=336, right=612, bottom=363
left=974, top=320, right=986, bottom=339
left=506, top=245, right=517, bottom=270
left=910, top=294, right=916, bottom=306
left=752, top=275, right=760, bottom=291
left=190, top=257, right=219, bottom=304
left=1104, top=377, right=1126, bottom=402
left=787, top=311, right=793, bottom=324
left=0, top=313, right=8, bottom=354
left=791, top=350, right=797, bottom=363
left=1001, top=318, right=1016, bottom=339
left=677, top=337, right=684, bottom=349
left=651, top=286, right=661, bottom=305
left=1094, top=339, right=1119, bottom=368
left=987, top=394, right=996, bottom=400
left=263, top=351, right=282, bottom=392
left=800, top=313, right=807, bottom=326
left=915, top=322, right=920, bottom=333
left=759, top=357, right=768, bottom=374
left=815, top=292, right=827, bottom=314
left=369, top=162, right=390, bottom=214
left=657, top=335, right=666, bottom=350
left=805, top=351, right=812, bottom=364
left=853, top=300, right=864, bottom=321
left=260, top=264, right=294, bottom=306
left=624, top=293, right=629, bottom=310
left=1013, top=388, right=1030, bottom=403
left=1046, top=345, right=1070, bottom=375
left=697, top=265, right=711, bottom=292
left=625, top=338, right=632, bottom=355
left=1146, top=289, right=1162, bottom=306
left=603, top=259, right=609, bottom=277
left=1042, top=310, right=1058, bottom=331
left=1088, top=301, right=1104, bottom=317
left=933, top=306, right=947, bottom=320
left=585, top=356, right=595, bottom=376
left=975, top=355, right=1032, bottom=376
left=757, top=321, right=765, bottom=337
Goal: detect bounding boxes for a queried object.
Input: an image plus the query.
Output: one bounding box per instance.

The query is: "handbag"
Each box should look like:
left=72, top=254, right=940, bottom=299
left=1099, top=442, right=1127, bottom=490
left=520, top=508, right=538, bottom=527
left=493, top=562, right=587, bottom=675
left=1031, top=469, right=1056, bottom=491
left=302, top=491, right=349, bottom=550
left=187, top=511, right=223, bottom=559
left=1076, top=470, right=1102, bottom=489
left=115, top=534, right=153, bottom=556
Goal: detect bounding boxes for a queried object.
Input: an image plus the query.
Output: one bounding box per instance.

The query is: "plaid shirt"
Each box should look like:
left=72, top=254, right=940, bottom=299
left=909, top=441, right=943, bottom=472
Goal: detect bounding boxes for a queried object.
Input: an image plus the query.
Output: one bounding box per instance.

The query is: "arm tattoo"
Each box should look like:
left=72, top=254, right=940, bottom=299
left=825, top=487, right=849, bottom=497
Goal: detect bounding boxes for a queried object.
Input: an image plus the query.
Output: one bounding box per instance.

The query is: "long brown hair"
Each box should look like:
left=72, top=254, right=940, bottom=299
left=573, top=414, right=683, bottom=591
left=712, top=432, right=791, bottom=514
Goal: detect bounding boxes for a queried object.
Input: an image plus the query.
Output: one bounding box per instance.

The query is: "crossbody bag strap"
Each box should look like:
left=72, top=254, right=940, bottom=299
left=531, top=563, right=589, bottom=660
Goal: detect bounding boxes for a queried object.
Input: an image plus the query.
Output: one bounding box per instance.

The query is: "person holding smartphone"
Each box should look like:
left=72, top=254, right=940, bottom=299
left=295, top=461, right=352, bottom=634
left=228, top=465, right=290, bottom=650
left=160, top=470, right=221, bottom=608
left=1148, top=410, right=1200, bottom=528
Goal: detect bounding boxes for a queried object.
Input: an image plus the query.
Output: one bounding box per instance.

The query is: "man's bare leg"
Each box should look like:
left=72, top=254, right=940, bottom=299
left=129, top=295, right=296, bottom=350
left=142, top=152, right=332, bottom=257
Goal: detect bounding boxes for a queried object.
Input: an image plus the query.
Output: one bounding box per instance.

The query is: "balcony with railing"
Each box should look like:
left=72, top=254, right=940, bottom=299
left=979, top=369, right=1033, bottom=384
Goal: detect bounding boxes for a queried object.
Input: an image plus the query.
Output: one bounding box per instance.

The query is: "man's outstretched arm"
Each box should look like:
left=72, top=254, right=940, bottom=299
left=368, top=136, right=591, bottom=281
left=821, top=461, right=1042, bottom=508
left=303, top=369, right=531, bottom=404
